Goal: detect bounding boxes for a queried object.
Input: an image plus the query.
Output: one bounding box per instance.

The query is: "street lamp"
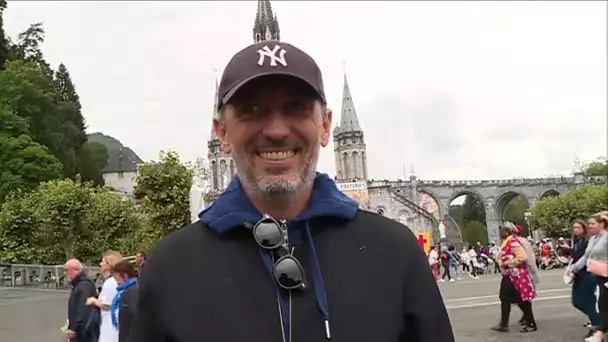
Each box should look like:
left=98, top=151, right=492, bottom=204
left=524, top=211, right=533, bottom=239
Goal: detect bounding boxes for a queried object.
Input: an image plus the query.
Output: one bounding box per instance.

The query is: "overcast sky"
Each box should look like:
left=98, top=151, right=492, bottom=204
left=4, top=1, right=607, bottom=180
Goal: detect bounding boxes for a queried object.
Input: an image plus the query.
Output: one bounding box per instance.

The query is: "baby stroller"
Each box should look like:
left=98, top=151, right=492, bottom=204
left=471, top=257, right=486, bottom=275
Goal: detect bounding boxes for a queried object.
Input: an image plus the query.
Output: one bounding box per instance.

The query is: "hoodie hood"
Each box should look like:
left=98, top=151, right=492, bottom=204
left=199, top=172, right=358, bottom=232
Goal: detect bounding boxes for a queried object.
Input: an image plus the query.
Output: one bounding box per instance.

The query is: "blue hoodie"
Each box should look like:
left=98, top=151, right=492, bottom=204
left=199, top=172, right=358, bottom=342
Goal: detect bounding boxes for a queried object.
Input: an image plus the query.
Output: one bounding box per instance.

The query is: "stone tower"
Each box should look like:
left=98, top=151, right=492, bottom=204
left=253, top=0, right=280, bottom=43
left=333, top=73, right=368, bottom=182
left=208, top=77, right=236, bottom=191
left=207, top=0, right=281, bottom=192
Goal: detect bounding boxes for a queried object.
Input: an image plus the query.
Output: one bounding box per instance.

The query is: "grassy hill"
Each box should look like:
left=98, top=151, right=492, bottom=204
left=87, top=133, right=144, bottom=172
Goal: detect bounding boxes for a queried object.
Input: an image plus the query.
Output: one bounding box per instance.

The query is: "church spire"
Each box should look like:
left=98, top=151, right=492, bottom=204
left=253, top=0, right=280, bottom=43
left=339, top=72, right=362, bottom=132
left=210, top=75, right=219, bottom=140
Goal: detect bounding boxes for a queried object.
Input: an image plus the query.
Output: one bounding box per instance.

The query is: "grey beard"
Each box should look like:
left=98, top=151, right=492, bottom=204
left=232, top=147, right=318, bottom=204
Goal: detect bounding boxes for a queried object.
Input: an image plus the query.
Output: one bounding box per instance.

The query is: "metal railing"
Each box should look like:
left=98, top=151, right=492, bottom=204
left=0, top=263, right=103, bottom=290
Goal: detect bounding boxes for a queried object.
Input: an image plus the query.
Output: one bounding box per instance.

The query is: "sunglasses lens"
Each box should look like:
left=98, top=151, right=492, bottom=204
left=254, top=221, right=283, bottom=249
left=274, top=256, right=304, bottom=289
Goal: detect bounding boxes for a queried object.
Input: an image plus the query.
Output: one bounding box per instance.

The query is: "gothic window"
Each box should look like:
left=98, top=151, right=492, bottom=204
left=211, top=161, right=218, bottom=190
left=342, top=152, right=350, bottom=180
left=352, top=151, right=360, bottom=180
left=219, top=160, right=228, bottom=189
left=229, top=160, right=236, bottom=178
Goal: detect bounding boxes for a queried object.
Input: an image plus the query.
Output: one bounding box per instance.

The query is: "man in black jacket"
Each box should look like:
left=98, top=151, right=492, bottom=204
left=129, top=40, right=454, bottom=342
left=64, top=259, right=98, bottom=342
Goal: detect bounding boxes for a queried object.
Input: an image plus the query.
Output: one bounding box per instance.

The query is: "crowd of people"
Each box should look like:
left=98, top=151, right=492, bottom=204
left=427, top=212, right=608, bottom=342
left=63, top=251, right=146, bottom=342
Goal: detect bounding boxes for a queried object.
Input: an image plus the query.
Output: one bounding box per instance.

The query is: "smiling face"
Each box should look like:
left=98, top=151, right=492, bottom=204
left=214, top=75, right=332, bottom=202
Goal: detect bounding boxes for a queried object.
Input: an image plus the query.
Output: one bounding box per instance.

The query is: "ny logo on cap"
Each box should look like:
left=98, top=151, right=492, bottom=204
left=257, top=45, right=287, bottom=68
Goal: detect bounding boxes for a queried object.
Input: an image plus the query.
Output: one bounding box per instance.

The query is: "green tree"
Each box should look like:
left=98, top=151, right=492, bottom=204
left=0, top=105, right=63, bottom=203
left=78, top=141, right=109, bottom=186
left=583, top=158, right=608, bottom=176
left=0, top=191, right=40, bottom=263
left=13, top=23, right=53, bottom=79
left=35, top=178, right=94, bottom=260
left=0, top=59, right=83, bottom=178
left=134, top=150, right=193, bottom=240
left=0, top=0, right=11, bottom=69
left=449, top=194, right=488, bottom=244
left=503, top=195, right=529, bottom=235
left=461, top=220, right=488, bottom=247
left=75, top=188, right=141, bottom=263
left=530, top=184, right=608, bottom=237
left=54, top=63, right=86, bottom=145
left=461, top=194, right=486, bottom=223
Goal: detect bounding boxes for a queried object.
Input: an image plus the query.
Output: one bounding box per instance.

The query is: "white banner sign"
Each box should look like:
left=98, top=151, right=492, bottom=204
left=336, top=182, right=367, bottom=191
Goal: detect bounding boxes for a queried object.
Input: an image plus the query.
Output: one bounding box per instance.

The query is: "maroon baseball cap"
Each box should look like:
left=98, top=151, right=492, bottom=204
left=218, top=40, right=326, bottom=107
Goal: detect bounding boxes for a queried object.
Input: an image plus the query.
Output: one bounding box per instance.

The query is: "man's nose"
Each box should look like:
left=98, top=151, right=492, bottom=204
left=261, top=110, right=290, bottom=139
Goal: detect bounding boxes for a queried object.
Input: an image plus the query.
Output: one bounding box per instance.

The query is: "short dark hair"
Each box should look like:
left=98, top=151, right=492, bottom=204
left=111, top=260, right=138, bottom=279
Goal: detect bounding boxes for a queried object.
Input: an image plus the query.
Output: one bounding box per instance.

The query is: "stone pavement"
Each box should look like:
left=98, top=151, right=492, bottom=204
left=0, top=269, right=592, bottom=342
left=441, top=268, right=590, bottom=342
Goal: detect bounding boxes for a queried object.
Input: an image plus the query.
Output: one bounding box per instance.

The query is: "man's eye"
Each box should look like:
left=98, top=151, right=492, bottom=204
left=285, top=101, right=311, bottom=114
left=239, top=104, right=261, bottom=117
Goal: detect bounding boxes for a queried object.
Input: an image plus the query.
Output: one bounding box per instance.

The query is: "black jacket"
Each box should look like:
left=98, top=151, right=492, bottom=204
left=129, top=174, right=454, bottom=342
left=119, top=283, right=139, bottom=342
left=68, top=272, right=98, bottom=342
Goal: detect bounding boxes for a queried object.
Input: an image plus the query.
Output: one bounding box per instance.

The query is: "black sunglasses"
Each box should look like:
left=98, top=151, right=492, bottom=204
left=252, top=214, right=306, bottom=290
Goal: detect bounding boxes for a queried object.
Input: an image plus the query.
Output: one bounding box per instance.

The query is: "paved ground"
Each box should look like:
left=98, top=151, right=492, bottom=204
left=441, top=268, right=590, bottom=342
left=0, top=269, right=592, bottom=341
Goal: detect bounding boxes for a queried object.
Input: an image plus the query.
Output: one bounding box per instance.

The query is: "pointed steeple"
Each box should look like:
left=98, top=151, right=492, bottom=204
left=339, top=72, right=362, bottom=132
left=253, top=0, right=280, bottom=43
left=210, top=75, right=219, bottom=140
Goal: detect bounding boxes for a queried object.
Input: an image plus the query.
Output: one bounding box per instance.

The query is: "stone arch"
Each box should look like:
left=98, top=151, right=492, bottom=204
left=540, top=189, right=560, bottom=199
left=447, top=190, right=487, bottom=208
left=447, top=189, right=487, bottom=245
left=495, top=190, right=529, bottom=220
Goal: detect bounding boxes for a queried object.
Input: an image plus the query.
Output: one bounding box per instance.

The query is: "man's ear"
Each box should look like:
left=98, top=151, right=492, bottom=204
left=321, top=108, right=332, bottom=147
left=213, top=118, right=231, bottom=154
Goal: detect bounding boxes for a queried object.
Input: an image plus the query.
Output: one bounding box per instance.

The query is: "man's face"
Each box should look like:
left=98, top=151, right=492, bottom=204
left=214, top=75, right=332, bottom=200
left=63, top=265, right=79, bottom=281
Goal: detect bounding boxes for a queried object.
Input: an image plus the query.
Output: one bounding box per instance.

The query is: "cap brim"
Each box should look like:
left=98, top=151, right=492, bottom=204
left=221, top=71, right=324, bottom=107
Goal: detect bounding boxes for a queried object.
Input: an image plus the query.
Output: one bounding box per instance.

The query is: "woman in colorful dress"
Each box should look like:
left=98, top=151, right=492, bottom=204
left=491, top=223, right=538, bottom=333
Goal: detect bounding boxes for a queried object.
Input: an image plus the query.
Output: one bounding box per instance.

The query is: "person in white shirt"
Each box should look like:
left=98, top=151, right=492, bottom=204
left=86, top=250, right=122, bottom=342
left=460, top=248, right=471, bottom=273
left=467, top=247, right=480, bottom=279
left=428, top=246, right=440, bottom=281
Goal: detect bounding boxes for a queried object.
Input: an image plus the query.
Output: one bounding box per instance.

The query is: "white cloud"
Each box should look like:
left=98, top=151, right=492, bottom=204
left=4, top=1, right=606, bottom=180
